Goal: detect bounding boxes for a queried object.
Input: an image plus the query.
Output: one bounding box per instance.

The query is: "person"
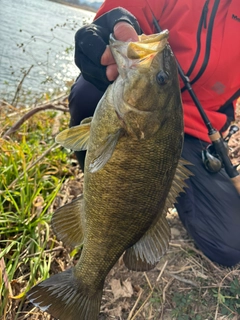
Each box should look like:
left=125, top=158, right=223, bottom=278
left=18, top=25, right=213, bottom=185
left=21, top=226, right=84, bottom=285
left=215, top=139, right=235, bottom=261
left=68, top=0, right=240, bottom=267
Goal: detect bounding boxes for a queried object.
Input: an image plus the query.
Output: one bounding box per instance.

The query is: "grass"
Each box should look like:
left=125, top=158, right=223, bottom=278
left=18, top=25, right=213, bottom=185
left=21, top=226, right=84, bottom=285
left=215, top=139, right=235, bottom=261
left=0, top=100, right=240, bottom=320
left=0, top=105, right=73, bottom=319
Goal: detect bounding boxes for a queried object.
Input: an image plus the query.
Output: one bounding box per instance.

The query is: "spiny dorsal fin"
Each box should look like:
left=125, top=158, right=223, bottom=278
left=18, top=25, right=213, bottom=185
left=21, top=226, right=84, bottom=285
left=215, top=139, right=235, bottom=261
left=27, top=268, right=102, bottom=320
left=55, top=119, right=92, bottom=151
left=52, top=195, right=85, bottom=248
left=123, top=158, right=192, bottom=271
left=165, top=158, right=193, bottom=208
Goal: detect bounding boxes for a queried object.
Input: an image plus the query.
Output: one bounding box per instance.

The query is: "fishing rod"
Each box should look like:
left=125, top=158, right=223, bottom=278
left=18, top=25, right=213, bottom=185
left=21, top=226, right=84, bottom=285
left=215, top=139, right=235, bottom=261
left=151, top=14, right=240, bottom=194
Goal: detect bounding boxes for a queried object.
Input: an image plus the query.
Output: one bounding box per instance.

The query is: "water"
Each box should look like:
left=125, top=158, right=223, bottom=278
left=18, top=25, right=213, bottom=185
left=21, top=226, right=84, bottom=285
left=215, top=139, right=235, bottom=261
left=0, top=0, right=95, bottom=105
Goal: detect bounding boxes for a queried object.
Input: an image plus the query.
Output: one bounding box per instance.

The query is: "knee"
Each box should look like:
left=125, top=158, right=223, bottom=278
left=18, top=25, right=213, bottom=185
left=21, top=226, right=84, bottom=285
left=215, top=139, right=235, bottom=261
left=195, top=234, right=240, bottom=267
left=69, top=75, right=104, bottom=127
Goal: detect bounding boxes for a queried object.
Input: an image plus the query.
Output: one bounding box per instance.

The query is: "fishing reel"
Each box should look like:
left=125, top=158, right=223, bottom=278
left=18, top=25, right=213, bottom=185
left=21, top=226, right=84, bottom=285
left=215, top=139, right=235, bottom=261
left=202, top=125, right=239, bottom=173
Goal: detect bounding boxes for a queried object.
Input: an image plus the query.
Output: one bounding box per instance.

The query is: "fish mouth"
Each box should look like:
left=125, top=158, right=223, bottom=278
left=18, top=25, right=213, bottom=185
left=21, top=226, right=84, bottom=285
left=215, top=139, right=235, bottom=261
left=127, top=30, right=169, bottom=60
left=110, top=30, right=171, bottom=138
left=109, top=30, right=169, bottom=66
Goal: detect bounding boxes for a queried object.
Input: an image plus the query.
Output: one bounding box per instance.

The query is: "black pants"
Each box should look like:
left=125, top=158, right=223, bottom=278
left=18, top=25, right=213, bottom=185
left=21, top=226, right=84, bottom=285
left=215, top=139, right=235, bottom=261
left=69, top=75, right=240, bottom=267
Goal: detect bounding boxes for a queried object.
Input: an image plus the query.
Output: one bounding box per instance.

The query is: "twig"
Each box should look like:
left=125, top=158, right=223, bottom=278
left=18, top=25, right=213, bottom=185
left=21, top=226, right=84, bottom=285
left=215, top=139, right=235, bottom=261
left=164, top=271, right=198, bottom=287
left=167, top=265, right=192, bottom=275
left=144, top=272, right=153, bottom=291
left=11, top=65, right=34, bottom=107
left=156, top=260, right=169, bottom=282
left=26, top=246, right=65, bottom=258
left=178, top=285, right=230, bottom=290
left=127, top=288, right=143, bottom=320
left=129, top=288, right=153, bottom=320
left=170, top=241, right=224, bottom=274
left=128, top=261, right=168, bottom=320
left=0, top=100, right=16, bottom=110
left=160, top=278, right=174, bottom=320
left=162, top=277, right=174, bottom=303
left=3, top=101, right=69, bottom=138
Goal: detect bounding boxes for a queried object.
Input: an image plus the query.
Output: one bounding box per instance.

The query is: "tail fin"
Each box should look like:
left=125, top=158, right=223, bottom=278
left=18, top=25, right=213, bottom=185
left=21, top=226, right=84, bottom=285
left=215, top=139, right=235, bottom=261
left=27, top=268, right=102, bottom=320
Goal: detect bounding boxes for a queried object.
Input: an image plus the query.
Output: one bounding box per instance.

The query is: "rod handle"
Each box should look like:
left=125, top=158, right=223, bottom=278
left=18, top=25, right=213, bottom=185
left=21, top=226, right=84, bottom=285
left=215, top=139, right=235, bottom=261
left=231, top=175, right=240, bottom=195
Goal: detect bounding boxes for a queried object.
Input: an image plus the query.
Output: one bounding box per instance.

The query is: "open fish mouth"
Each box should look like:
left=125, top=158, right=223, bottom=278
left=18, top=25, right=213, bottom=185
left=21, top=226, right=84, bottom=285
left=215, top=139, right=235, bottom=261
left=127, top=30, right=169, bottom=60
left=109, top=30, right=169, bottom=69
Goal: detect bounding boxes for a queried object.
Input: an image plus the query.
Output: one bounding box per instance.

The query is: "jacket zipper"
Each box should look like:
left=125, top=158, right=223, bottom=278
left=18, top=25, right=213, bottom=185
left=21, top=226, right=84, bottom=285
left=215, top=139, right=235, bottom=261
left=181, top=0, right=220, bottom=93
left=185, top=0, right=210, bottom=78
left=203, top=0, right=209, bottom=28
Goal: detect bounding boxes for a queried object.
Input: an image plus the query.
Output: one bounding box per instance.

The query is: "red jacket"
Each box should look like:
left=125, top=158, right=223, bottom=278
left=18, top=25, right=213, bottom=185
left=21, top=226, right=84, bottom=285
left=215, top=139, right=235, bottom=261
left=95, top=0, right=240, bottom=142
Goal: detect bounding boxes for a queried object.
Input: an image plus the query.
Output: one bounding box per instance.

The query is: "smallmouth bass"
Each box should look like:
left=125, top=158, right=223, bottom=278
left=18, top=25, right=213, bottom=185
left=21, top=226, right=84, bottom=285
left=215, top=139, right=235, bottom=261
left=27, top=30, right=190, bottom=320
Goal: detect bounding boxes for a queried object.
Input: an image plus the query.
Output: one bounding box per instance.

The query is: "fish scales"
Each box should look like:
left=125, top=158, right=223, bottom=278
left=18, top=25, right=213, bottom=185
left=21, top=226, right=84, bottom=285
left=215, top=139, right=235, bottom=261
left=78, top=90, right=182, bottom=287
left=79, top=135, right=179, bottom=286
left=27, top=30, right=190, bottom=320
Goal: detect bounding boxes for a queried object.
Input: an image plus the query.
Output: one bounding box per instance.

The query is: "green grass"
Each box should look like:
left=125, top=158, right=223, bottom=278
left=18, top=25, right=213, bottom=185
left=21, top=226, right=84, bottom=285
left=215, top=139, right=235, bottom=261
left=0, top=109, right=71, bottom=319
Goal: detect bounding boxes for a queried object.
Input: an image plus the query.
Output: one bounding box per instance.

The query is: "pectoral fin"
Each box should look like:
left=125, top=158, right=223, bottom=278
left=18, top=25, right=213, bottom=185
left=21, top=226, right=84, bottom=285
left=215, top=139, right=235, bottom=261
left=89, top=129, right=122, bottom=173
left=55, top=118, right=92, bottom=151
left=52, top=195, right=85, bottom=248
left=123, top=158, right=192, bottom=271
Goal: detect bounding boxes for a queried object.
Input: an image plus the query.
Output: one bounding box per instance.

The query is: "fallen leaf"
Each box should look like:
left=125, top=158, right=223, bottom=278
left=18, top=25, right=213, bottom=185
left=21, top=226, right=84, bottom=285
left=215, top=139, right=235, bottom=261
left=110, top=278, right=133, bottom=300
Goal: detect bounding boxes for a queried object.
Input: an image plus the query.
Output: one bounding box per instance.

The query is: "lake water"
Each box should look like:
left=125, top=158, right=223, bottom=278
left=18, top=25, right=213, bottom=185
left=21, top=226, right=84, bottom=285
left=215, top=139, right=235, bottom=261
left=0, top=0, right=95, bottom=105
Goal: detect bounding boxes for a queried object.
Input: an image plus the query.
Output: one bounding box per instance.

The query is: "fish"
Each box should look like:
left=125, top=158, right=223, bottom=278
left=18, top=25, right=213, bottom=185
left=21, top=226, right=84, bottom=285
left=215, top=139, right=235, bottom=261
left=27, top=30, right=190, bottom=320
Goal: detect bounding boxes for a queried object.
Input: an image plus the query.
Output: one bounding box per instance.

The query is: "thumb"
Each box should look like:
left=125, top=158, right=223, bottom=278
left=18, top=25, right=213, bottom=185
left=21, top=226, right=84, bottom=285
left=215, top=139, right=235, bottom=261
left=113, top=21, right=139, bottom=42
left=101, top=22, right=139, bottom=81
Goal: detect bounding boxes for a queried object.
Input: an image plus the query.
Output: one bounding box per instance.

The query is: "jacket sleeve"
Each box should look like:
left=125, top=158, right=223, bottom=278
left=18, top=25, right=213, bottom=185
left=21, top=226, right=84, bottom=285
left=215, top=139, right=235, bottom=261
left=94, top=0, right=166, bottom=35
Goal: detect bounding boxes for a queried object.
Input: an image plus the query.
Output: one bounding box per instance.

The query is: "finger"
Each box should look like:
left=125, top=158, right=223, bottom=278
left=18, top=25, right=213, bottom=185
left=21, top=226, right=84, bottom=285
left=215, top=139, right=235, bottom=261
left=101, top=22, right=139, bottom=81
left=106, top=64, right=118, bottom=81
left=101, top=22, right=139, bottom=67
left=113, top=21, right=139, bottom=42
left=101, top=46, right=115, bottom=66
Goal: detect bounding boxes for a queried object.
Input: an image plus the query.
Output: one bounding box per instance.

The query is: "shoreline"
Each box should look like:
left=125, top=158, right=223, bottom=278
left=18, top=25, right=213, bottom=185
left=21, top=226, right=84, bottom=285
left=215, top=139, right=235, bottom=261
left=48, top=0, right=98, bottom=13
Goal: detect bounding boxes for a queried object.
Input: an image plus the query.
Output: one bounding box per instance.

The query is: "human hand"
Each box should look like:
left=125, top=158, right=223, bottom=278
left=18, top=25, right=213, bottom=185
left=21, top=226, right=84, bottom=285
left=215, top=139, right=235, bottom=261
left=101, top=22, right=139, bottom=82
left=74, top=8, right=140, bottom=91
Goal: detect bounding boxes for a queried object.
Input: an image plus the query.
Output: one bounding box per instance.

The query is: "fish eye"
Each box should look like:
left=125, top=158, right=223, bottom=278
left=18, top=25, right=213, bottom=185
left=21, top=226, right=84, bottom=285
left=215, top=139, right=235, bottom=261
left=156, top=70, right=169, bottom=85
